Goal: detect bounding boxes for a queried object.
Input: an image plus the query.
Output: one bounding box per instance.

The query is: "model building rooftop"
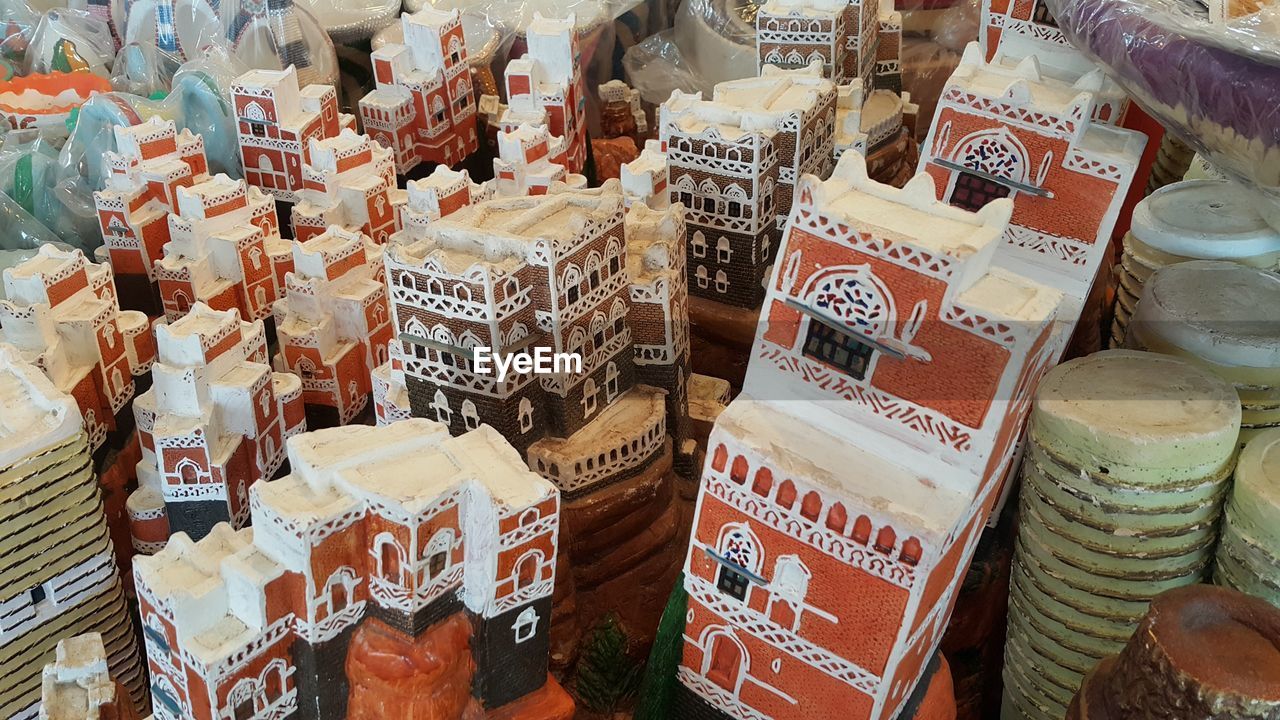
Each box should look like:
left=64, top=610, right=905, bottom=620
left=0, top=344, right=80, bottom=468
left=951, top=43, right=1104, bottom=116
left=713, top=66, right=834, bottom=114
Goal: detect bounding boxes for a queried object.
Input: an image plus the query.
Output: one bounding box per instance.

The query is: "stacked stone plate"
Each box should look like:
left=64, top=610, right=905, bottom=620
left=1216, top=428, right=1280, bottom=606
left=1002, top=350, right=1241, bottom=720
left=1125, top=260, right=1280, bottom=444
left=1110, top=179, right=1280, bottom=348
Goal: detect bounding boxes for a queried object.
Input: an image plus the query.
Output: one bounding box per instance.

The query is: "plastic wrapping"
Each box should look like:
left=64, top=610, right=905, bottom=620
left=411, top=0, right=642, bottom=31
left=624, top=0, right=759, bottom=103
left=1046, top=0, right=1280, bottom=220
left=295, top=0, right=398, bottom=43
left=120, top=0, right=338, bottom=87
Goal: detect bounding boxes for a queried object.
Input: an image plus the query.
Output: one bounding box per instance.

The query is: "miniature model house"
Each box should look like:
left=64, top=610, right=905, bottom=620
left=0, top=347, right=145, bottom=719
left=979, top=0, right=1127, bottom=122
left=0, top=245, right=154, bottom=452
left=756, top=0, right=913, bottom=158
left=484, top=14, right=589, bottom=174
left=383, top=182, right=689, bottom=497
left=493, top=123, right=587, bottom=198
left=659, top=64, right=836, bottom=309
left=93, top=116, right=210, bottom=314
left=620, top=140, right=670, bottom=209
left=359, top=7, right=480, bottom=174
left=232, top=67, right=353, bottom=204
left=134, top=419, right=566, bottom=720
left=599, top=79, right=648, bottom=139
left=129, top=303, right=305, bottom=551
left=154, top=172, right=292, bottom=324
left=290, top=128, right=406, bottom=244
left=273, top=226, right=393, bottom=427
left=38, top=633, right=138, bottom=720
left=672, top=154, right=1062, bottom=720
left=918, top=43, right=1145, bottom=307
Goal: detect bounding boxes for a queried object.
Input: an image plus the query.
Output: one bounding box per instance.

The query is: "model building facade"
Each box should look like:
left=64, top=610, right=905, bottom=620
left=0, top=347, right=146, bottom=719
left=273, top=226, right=393, bottom=427
left=39, top=633, right=140, bottom=720
left=659, top=64, right=836, bottom=308
left=129, top=303, right=305, bottom=551
left=155, top=171, right=292, bottom=324
left=673, top=154, right=1062, bottom=720
left=918, top=44, right=1145, bottom=305
left=0, top=245, right=154, bottom=452
left=383, top=183, right=690, bottom=497
left=484, top=14, right=589, bottom=174
left=359, top=7, right=480, bottom=174
left=756, top=0, right=912, bottom=158
left=290, top=128, right=405, bottom=244
left=232, top=67, right=352, bottom=204
left=93, top=116, right=210, bottom=314
left=134, top=419, right=567, bottom=720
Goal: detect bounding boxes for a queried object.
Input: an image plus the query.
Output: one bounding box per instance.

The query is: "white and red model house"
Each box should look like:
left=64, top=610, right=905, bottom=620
left=673, top=153, right=1063, bottom=720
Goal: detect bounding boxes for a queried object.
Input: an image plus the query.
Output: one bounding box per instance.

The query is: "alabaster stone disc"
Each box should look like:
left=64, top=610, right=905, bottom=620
left=1130, top=260, right=1280, bottom=373
left=1230, top=427, right=1280, bottom=549
left=1011, top=564, right=1140, bottom=643
left=1128, top=180, right=1280, bottom=266
left=1030, top=350, right=1241, bottom=484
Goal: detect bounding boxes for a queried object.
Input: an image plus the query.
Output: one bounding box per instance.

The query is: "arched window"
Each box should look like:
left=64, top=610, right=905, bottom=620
left=229, top=679, right=257, bottom=720
left=514, top=606, right=539, bottom=643
left=691, top=231, right=707, bottom=258
left=375, top=535, right=405, bottom=584
left=714, top=270, right=729, bottom=293
left=901, top=537, right=923, bottom=566
left=717, top=237, right=732, bottom=263
left=605, top=362, right=620, bottom=402
left=730, top=456, right=749, bottom=484
left=777, top=480, right=797, bottom=510
left=177, top=459, right=200, bottom=484
left=519, top=398, right=534, bottom=433
left=695, top=265, right=709, bottom=289
left=426, top=529, right=453, bottom=579
left=826, top=502, right=848, bottom=533
left=432, top=389, right=451, bottom=424
left=703, top=629, right=747, bottom=693
left=261, top=660, right=287, bottom=703
left=244, top=101, right=266, bottom=122
left=852, top=516, right=873, bottom=544
left=800, top=492, right=822, bottom=522
left=582, top=378, right=598, bottom=417
left=711, top=444, right=727, bottom=472
left=752, top=468, right=773, bottom=496
left=514, top=550, right=543, bottom=589
left=462, top=399, right=479, bottom=430
left=716, top=524, right=761, bottom=602
left=875, top=526, right=897, bottom=554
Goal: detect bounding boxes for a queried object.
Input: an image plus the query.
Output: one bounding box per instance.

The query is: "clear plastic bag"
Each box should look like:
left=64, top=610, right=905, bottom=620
left=623, top=0, right=760, bottom=103
left=1046, top=0, right=1280, bottom=222
left=24, top=7, right=116, bottom=76
left=294, top=0, right=398, bottom=43
left=120, top=0, right=338, bottom=87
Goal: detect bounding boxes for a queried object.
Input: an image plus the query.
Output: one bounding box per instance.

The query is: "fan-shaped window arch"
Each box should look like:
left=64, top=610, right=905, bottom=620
left=805, top=266, right=893, bottom=339
left=953, top=128, right=1029, bottom=182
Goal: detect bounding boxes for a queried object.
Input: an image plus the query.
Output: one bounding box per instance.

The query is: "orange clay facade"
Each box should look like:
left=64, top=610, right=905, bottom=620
left=672, top=154, right=1062, bottom=720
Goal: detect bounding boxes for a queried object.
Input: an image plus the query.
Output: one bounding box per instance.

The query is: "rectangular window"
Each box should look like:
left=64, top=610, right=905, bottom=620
left=716, top=566, right=749, bottom=601
left=429, top=551, right=447, bottom=577
left=802, top=321, right=876, bottom=380
left=949, top=171, right=1012, bottom=212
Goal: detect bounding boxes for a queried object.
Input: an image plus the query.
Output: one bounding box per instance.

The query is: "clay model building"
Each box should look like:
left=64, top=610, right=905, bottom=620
left=232, top=67, right=354, bottom=204
left=482, top=14, right=589, bottom=174
left=0, top=245, right=154, bottom=453
left=0, top=347, right=146, bottom=719
left=594, top=80, right=649, bottom=181
left=92, top=116, right=210, bottom=315
left=673, top=154, right=1062, bottom=720
left=918, top=43, right=1146, bottom=315
left=660, top=63, right=837, bottom=310
left=493, top=123, right=588, bottom=198
left=39, top=633, right=141, bottom=720
left=359, top=7, right=481, bottom=175
left=978, top=0, right=1128, bottom=122
left=755, top=0, right=917, bottom=178
left=383, top=181, right=692, bottom=652
left=128, top=303, right=306, bottom=553
left=133, top=419, right=573, bottom=720
left=290, top=128, right=406, bottom=245
left=273, top=226, right=394, bottom=428
left=620, top=141, right=670, bottom=210
left=154, top=171, right=292, bottom=325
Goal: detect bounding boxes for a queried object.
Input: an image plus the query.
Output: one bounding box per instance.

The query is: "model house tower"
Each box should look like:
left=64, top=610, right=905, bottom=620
left=359, top=7, right=480, bottom=174
left=672, top=154, right=1062, bottom=720
left=979, top=0, right=1127, bottom=122
left=290, top=128, right=406, bottom=244
left=486, top=14, right=589, bottom=174
left=154, top=172, right=292, bottom=323
left=0, top=347, right=146, bottom=719
left=273, top=226, right=393, bottom=427
left=493, top=123, right=587, bottom=198
left=918, top=44, right=1145, bottom=310
left=232, top=67, right=351, bottom=204
left=0, top=245, right=154, bottom=452
left=128, top=303, right=305, bottom=550
left=659, top=64, right=836, bottom=309
left=38, top=634, right=140, bottom=720
left=134, top=419, right=570, bottom=720
left=620, top=141, right=670, bottom=209
left=94, top=116, right=210, bottom=313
